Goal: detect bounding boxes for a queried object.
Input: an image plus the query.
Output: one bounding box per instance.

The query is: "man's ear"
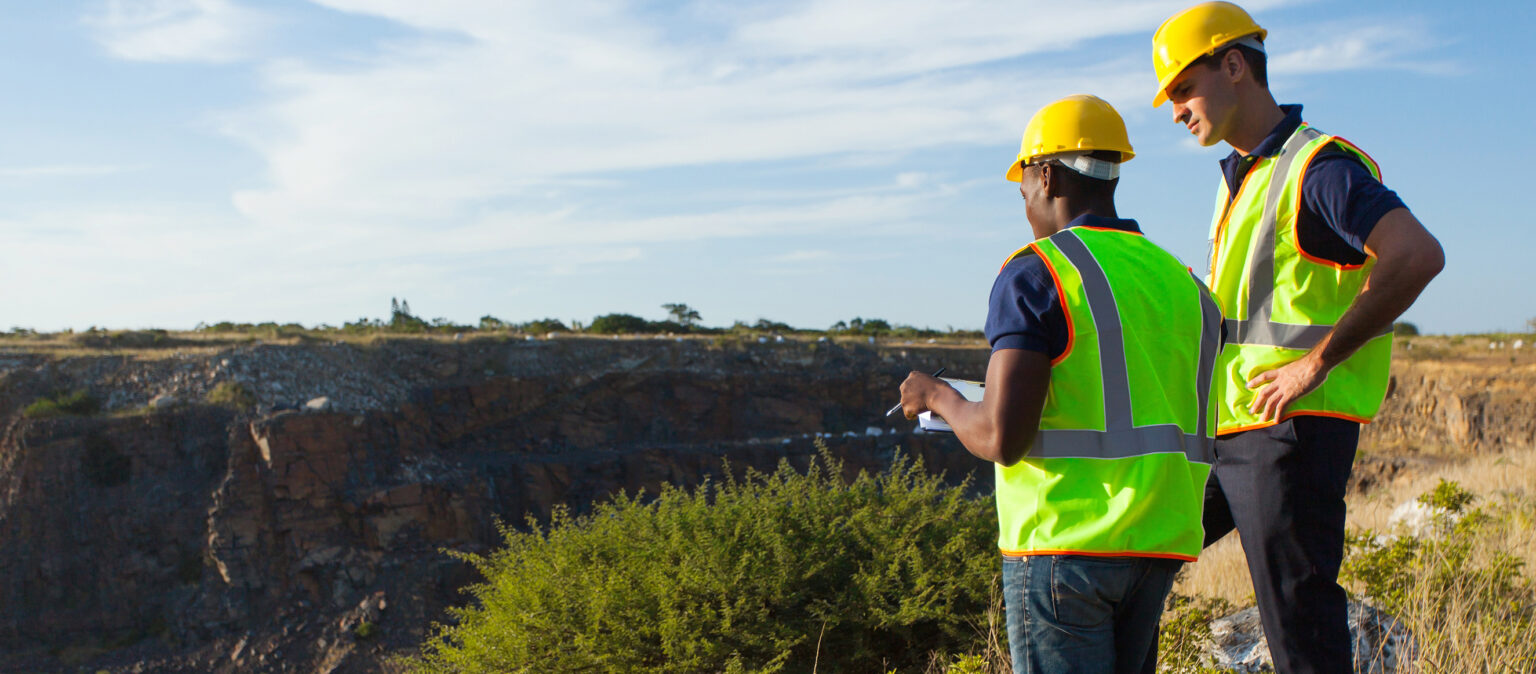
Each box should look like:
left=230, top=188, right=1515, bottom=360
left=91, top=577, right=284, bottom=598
left=1039, top=162, right=1057, bottom=198
left=1223, top=48, right=1246, bottom=83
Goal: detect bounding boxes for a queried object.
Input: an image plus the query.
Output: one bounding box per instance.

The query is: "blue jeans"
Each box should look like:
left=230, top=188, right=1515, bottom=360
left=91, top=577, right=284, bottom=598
left=1002, top=555, right=1181, bottom=674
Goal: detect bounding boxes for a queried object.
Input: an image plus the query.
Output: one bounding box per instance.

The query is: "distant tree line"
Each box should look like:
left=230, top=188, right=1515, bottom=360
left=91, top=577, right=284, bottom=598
left=180, top=299, right=984, bottom=340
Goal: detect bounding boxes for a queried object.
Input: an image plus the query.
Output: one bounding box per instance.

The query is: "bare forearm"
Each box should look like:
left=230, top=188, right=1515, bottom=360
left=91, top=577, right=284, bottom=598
left=927, top=389, right=1015, bottom=466
left=1316, top=216, right=1443, bottom=368
left=898, top=350, right=1048, bottom=467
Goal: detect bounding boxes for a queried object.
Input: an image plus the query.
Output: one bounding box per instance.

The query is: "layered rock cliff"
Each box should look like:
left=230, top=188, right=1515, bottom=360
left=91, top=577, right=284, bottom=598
left=0, top=336, right=1528, bottom=672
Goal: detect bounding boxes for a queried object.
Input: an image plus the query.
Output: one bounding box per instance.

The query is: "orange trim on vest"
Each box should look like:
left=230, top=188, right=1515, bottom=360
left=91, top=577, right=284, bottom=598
left=1031, top=243, right=1076, bottom=367
left=1293, top=139, right=1370, bottom=271
left=1210, top=162, right=1263, bottom=280
left=999, top=244, right=1034, bottom=273
left=1000, top=548, right=1198, bottom=562
left=1076, top=226, right=1145, bottom=236
left=1331, top=136, right=1382, bottom=182
left=1217, top=409, right=1375, bottom=436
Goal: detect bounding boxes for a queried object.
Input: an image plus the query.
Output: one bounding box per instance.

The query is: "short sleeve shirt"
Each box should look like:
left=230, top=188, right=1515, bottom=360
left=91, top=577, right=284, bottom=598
left=985, top=215, right=1143, bottom=359
left=1219, top=104, right=1408, bottom=266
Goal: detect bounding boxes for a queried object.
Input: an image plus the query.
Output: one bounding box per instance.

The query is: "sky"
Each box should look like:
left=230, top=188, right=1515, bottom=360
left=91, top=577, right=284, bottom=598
left=1, top=0, right=1532, bottom=335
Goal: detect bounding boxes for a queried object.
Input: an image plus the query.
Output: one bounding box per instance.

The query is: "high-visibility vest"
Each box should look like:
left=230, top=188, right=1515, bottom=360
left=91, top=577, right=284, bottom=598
left=1207, top=123, right=1393, bottom=434
left=995, top=226, right=1221, bottom=561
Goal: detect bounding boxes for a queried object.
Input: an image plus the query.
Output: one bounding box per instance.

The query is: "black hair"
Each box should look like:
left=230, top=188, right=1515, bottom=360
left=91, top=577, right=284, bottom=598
left=1193, top=44, right=1268, bottom=87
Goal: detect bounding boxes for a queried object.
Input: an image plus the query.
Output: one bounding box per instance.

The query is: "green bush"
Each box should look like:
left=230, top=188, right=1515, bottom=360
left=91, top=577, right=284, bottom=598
left=586, top=313, right=655, bottom=334
left=410, top=445, right=998, bottom=673
left=23, top=390, right=101, bottom=418
left=1156, top=593, right=1233, bottom=673
left=205, top=382, right=257, bottom=410
left=518, top=318, right=569, bottom=334
left=1341, top=480, right=1535, bottom=666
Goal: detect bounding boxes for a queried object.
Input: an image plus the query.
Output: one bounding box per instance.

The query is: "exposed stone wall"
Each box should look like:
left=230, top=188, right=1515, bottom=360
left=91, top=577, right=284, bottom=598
left=0, top=338, right=1527, bottom=672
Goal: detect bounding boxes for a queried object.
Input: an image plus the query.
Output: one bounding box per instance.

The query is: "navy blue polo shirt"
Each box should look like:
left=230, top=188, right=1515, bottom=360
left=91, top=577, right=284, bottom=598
left=1220, top=104, right=1407, bottom=265
left=985, top=214, right=1141, bottom=358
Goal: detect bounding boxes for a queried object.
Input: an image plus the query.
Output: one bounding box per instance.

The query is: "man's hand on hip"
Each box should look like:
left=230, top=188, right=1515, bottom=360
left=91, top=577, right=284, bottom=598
left=1247, top=352, right=1328, bottom=423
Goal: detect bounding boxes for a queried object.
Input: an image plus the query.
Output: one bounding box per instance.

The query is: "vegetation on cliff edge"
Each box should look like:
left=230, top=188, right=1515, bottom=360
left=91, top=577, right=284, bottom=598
left=409, top=445, right=1000, bottom=673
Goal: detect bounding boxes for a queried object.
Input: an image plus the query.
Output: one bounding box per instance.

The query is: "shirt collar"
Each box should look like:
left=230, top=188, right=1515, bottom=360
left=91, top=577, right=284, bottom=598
left=1221, top=103, right=1304, bottom=170
left=1067, top=213, right=1141, bottom=234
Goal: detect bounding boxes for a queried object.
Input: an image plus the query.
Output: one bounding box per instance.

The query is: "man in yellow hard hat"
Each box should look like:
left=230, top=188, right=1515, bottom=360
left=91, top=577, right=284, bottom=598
left=898, top=95, right=1221, bottom=674
left=1151, top=3, right=1444, bottom=671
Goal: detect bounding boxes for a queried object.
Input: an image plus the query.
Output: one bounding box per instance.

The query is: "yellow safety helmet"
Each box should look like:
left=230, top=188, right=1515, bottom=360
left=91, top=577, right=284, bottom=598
left=1006, top=94, right=1134, bottom=182
left=1151, top=1, right=1267, bottom=108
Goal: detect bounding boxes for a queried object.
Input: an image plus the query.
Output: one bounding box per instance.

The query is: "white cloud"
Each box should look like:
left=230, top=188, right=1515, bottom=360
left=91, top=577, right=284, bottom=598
left=87, top=0, right=273, bottom=63
left=1269, top=18, right=1457, bottom=76
left=212, top=1, right=1194, bottom=243
left=41, top=0, right=1469, bottom=331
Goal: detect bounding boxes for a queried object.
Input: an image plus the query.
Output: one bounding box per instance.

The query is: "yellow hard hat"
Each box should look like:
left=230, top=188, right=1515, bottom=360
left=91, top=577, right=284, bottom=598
left=1005, top=95, right=1134, bottom=182
left=1151, top=1, right=1267, bottom=108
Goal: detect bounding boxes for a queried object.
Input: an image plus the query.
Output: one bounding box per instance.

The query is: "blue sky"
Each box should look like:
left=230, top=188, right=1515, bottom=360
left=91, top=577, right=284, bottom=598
left=1, top=0, right=1530, bottom=334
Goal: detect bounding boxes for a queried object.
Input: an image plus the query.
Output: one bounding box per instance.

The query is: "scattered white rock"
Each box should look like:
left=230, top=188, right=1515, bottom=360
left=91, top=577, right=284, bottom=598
left=775, top=335, right=785, bottom=343
left=864, top=426, right=884, bottom=436
left=149, top=393, right=177, bottom=408
left=867, top=336, right=875, bottom=344
left=758, top=337, right=768, bottom=344
left=1208, top=602, right=1411, bottom=673
left=305, top=396, right=334, bottom=412
left=927, top=339, right=937, bottom=344
left=817, top=336, right=829, bottom=342
left=1387, top=498, right=1460, bottom=538
left=1515, top=339, right=1525, bottom=350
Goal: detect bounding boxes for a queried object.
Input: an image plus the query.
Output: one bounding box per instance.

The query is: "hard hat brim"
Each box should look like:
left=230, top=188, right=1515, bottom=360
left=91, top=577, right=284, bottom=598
left=1150, top=27, right=1268, bottom=108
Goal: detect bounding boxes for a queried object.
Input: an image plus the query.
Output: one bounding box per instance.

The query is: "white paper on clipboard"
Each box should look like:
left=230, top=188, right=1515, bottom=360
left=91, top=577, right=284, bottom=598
left=917, top=377, right=984, bottom=433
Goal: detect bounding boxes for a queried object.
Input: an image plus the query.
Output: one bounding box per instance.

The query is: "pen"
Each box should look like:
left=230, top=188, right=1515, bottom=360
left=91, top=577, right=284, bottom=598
left=886, top=367, right=946, bottom=417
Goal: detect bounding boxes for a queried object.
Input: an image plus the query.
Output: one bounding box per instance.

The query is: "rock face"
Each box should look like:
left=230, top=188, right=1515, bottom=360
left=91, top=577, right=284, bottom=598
left=0, top=337, right=1526, bottom=672
left=0, top=338, right=987, bottom=672
left=1366, top=357, right=1536, bottom=453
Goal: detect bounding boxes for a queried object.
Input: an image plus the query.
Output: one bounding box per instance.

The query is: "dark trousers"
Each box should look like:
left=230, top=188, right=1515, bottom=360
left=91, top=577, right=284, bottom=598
left=1203, top=416, right=1359, bottom=674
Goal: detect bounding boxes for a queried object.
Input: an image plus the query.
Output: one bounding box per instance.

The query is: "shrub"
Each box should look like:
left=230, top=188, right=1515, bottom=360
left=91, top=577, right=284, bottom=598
left=1393, top=322, right=1420, bottom=337
left=586, top=313, right=654, bottom=334
left=206, top=382, right=257, bottom=410
left=23, top=390, right=101, bottom=418
left=410, top=445, right=999, bottom=673
left=1341, top=480, right=1536, bottom=670
left=518, top=318, right=569, bottom=334
left=1156, top=593, right=1233, bottom=673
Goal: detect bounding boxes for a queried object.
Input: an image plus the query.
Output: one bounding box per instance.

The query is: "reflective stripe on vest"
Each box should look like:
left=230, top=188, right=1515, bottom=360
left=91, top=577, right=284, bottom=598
left=1208, top=122, right=1395, bottom=433
left=1221, top=127, right=1389, bottom=349
left=1033, top=231, right=1220, bottom=465
left=994, top=226, right=1218, bottom=559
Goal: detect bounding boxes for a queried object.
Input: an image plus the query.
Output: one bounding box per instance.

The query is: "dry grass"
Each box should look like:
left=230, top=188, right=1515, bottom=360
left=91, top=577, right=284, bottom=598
left=1172, top=533, right=1254, bottom=607
left=1178, top=446, right=1536, bottom=606
left=1168, top=446, right=1536, bottom=674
